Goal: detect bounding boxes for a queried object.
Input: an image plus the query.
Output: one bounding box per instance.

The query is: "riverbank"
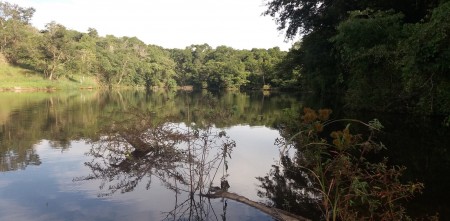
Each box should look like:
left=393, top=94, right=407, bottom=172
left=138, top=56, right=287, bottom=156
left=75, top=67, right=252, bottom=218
left=0, top=63, right=99, bottom=91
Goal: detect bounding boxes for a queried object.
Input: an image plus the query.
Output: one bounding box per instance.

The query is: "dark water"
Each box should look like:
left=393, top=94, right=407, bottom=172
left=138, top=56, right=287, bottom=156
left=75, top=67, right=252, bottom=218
left=0, top=90, right=449, bottom=220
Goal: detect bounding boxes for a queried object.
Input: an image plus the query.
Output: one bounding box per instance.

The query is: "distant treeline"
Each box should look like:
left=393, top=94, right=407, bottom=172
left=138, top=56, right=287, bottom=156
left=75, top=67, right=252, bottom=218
left=0, top=1, right=295, bottom=90
left=265, top=0, right=450, bottom=115
left=2, top=0, right=450, bottom=116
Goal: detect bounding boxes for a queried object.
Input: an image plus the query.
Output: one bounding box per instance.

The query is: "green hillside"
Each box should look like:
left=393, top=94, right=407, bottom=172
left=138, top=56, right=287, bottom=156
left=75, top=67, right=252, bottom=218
left=0, top=56, right=98, bottom=91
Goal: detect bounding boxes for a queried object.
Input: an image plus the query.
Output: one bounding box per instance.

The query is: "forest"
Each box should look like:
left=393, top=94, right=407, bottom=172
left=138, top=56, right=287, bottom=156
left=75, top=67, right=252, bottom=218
left=265, top=0, right=450, bottom=116
left=1, top=0, right=449, bottom=116
left=1, top=1, right=450, bottom=220
left=0, top=1, right=291, bottom=91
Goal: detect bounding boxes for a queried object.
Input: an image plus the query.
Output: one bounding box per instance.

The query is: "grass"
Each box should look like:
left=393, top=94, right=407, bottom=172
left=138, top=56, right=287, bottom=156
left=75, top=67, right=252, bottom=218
left=0, top=63, right=99, bottom=90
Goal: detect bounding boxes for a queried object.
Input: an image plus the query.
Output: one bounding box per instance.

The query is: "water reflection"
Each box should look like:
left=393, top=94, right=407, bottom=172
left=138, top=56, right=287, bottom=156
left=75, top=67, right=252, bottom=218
left=0, top=90, right=295, bottom=220
left=83, top=111, right=233, bottom=190
left=75, top=105, right=243, bottom=219
left=0, top=90, right=295, bottom=173
left=0, top=147, right=41, bottom=172
left=0, top=91, right=100, bottom=171
left=81, top=105, right=302, bottom=220
left=0, top=90, right=449, bottom=220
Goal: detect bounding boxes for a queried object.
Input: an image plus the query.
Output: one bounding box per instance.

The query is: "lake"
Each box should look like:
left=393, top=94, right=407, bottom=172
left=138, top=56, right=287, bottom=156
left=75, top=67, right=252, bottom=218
left=0, top=90, right=449, bottom=220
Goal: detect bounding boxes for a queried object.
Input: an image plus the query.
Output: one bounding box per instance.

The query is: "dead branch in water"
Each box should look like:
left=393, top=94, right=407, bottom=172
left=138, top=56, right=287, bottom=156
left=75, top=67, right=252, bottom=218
left=202, top=191, right=311, bottom=221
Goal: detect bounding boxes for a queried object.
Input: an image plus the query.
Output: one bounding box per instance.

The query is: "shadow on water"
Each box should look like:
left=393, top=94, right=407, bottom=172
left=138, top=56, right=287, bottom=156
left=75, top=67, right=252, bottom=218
left=254, top=93, right=450, bottom=220
left=326, top=95, right=450, bottom=220
left=329, top=109, right=450, bottom=219
left=376, top=114, right=450, bottom=219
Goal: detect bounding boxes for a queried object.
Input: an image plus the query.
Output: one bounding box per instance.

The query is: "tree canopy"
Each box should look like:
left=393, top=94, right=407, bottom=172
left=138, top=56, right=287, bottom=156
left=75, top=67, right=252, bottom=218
left=2, top=0, right=448, bottom=115
left=0, top=1, right=290, bottom=90
left=264, top=0, right=450, bottom=115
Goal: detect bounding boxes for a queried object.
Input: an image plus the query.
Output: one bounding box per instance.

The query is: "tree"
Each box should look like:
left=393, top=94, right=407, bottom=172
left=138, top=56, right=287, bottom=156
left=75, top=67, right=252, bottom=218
left=332, top=10, right=405, bottom=111
left=202, top=46, right=249, bottom=89
left=270, top=42, right=302, bottom=89
left=400, top=1, right=450, bottom=114
left=74, top=32, right=98, bottom=77
left=144, top=44, right=177, bottom=89
left=95, top=35, right=120, bottom=85
left=170, top=48, right=194, bottom=86
left=0, top=1, right=36, bottom=63
left=263, top=0, right=353, bottom=93
left=188, top=44, right=213, bottom=89
left=264, top=0, right=440, bottom=39
left=265, top=0, right=449, bottom=115
left=39, top=22, right=72, bottom=80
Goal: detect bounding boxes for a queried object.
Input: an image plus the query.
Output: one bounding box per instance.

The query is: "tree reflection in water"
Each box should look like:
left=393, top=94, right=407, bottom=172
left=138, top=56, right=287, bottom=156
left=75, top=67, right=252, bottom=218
left=75, top=110, right=235, bottom=220
left=0, top=147, right=41, bottom=172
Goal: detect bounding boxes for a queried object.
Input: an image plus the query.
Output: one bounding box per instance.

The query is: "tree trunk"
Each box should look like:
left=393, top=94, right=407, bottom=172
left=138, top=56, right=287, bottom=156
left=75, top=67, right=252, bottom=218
left=202, top=191, right=311, bottom=221
left=117, top=59, right=128, bottom=85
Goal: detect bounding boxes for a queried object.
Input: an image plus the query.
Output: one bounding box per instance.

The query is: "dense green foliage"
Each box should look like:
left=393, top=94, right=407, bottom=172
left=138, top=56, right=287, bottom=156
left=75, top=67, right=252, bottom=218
left=2, top=0, right=449, bottom=113
left=0, top=1, right=290, bottom=90
left=265, top=0, right=450, bottom=115
left=169, top=45, right=289, bottom=89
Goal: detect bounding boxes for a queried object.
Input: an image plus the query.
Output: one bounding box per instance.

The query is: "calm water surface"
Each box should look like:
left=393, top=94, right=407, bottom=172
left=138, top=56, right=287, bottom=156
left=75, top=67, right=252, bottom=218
left=0, top=90, right=449, bottom=220
left=0, top=90, right=297, bottom=221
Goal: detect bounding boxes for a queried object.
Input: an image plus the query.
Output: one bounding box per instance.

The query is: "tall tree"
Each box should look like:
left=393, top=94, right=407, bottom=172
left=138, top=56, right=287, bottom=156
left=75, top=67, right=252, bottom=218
left=39, top=22, right=72, bottom=80
left=170, top=48, right=194, bottom=86
left=0, top=1, right=36, bottom=63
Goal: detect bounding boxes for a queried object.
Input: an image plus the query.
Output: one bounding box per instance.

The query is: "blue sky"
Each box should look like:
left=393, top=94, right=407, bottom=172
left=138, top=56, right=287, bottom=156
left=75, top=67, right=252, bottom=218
left=10, top=0, right=293, bottom=50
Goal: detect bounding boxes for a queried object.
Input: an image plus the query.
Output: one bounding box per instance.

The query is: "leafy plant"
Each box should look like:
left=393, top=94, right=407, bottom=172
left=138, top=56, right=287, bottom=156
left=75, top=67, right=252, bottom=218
left=258, top=108, right=425, bottom=221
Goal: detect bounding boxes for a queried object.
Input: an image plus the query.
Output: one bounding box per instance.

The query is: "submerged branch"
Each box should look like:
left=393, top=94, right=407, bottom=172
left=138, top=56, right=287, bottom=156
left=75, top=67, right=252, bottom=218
left=202, top=191, right=311, bottom=221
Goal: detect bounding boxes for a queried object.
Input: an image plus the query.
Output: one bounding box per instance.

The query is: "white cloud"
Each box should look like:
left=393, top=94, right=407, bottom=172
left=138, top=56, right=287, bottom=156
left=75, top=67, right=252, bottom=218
left=9, top=0, right=293, bottom=50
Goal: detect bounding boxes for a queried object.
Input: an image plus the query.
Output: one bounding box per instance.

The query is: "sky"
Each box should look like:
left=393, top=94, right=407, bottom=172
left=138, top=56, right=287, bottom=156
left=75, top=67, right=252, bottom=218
left=9, top=0, right=293, bottom=50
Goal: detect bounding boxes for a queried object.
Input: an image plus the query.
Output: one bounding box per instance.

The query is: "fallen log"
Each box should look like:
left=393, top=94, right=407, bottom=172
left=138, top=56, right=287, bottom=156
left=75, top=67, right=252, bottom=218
left=202, top=190, right=311, bottom=221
